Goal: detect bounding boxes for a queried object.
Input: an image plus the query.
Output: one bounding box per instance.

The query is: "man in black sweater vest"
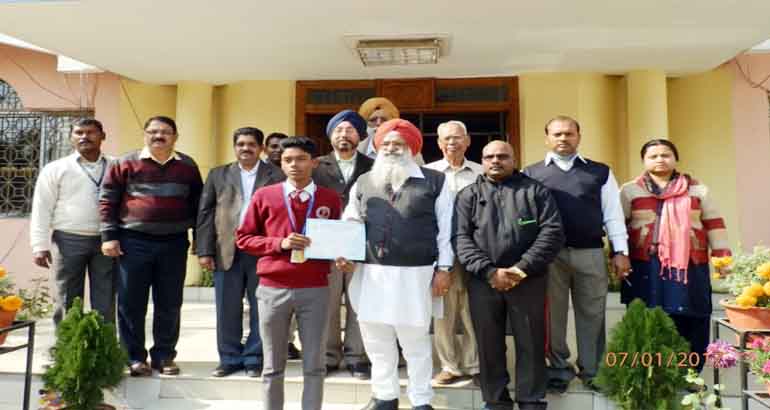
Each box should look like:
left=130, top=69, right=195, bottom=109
left=523, top=115, right=631, bottom=393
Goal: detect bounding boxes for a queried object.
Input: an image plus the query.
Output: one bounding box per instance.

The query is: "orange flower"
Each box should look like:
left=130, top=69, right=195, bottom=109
left=0, top=266, right=6, bottom=278
left=0, top=295, right=22, bottom=312
left=737, top=294, right=758, bottom=307
left=748, top=283, right=766, bottom=298
left=757, top=262, right=770, bottom=280
left=712, top=256, right=733, bottom=269
left=763, top=282, right=770, bottom=297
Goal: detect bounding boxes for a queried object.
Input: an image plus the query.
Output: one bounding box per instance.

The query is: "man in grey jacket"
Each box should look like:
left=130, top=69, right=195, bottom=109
left=452, top=141, right=564, bottom=410
left=197, top=127, right=284, bottom=378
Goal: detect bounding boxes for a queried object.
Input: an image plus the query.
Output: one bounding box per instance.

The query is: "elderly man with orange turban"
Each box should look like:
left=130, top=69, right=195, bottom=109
left=358, top=97, right=424, bottom=164
left=336, top=119, right=453, bottom=410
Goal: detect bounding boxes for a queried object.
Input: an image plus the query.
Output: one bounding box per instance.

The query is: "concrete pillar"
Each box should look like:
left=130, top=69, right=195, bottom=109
left=175, top=81, right=214, bottom=286
left=625, top=70, right=669, bottom=178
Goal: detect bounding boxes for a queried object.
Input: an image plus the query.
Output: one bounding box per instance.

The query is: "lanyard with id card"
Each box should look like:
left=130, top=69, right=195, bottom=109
left=78, top=157, right=106, bottom=197
left=283, top=192, right=315, bottom=264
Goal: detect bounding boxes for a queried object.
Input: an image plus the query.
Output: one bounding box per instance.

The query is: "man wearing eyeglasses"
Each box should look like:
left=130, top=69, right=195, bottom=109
left=357, top=97, right=424, bottom=165
left=100, top=115, right=203, bottom=377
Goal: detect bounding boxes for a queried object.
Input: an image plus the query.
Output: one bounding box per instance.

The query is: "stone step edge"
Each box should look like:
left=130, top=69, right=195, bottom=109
left=181, top=287, right=731, bottom=311
left=0, top=372, right=749, bottom=399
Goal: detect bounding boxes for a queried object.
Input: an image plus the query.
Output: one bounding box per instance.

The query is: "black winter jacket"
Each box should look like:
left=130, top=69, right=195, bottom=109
left=452, top=171, right=565, bottom=281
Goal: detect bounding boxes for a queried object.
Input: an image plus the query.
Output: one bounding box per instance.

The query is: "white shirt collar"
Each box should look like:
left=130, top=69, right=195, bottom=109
left=406, top=160, right=425, bottom=179
left=544, top=151, right=587, bottom=166
left=238, top=161, right=260, bottom=176
left=432, top=157, right=481, bottom=173
left=140, top=147, right=181, bottom=165
left=282, top=180, right=317, bottom=202
left=334, top=151, right=357, bottom=163
left=72, top=151, right=105, bottom=163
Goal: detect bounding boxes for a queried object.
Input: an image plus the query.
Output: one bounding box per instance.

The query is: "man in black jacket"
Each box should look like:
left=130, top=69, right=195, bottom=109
left=452, top=141, right=564, bottom=410
left=313, top=109, right=374, bottom=379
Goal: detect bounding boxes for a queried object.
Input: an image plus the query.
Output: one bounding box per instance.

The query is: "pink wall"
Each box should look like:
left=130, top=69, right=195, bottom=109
left=731, top=55, right=770, bottom=249
left=0, top=43, right=121, bottom=145
left=0, top=44, right=121, bottom=285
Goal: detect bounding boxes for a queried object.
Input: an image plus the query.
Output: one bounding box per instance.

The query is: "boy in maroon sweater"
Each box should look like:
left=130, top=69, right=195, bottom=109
left=236, top=137, right=341, bottom=410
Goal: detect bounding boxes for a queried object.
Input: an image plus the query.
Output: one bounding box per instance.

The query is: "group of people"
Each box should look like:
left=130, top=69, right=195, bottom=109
left=29, top=95, right=732, bottom=410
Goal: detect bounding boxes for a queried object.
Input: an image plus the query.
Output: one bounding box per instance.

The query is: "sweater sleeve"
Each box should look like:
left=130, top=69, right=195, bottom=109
left=235, top=193, right=285, bottom=256
left=195, top=169, right=218, bottom=257
left=515, top=185, right=565, bottom=276
left=29, top=164, right=58, bottom=252
left=188, top=161, right=204, bottom=253
left=699, top=185, right=731, bottom=257
left=99, top=158, right=125, bottom=242
left=452, top=185, right=497, bottom=280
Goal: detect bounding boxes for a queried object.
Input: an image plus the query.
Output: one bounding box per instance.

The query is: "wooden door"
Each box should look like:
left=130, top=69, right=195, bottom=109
left=296, top=77, right=519, bottom=164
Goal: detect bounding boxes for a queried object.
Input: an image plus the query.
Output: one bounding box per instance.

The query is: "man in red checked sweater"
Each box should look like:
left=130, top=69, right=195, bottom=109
left=236, top=136, right=342, bottom=410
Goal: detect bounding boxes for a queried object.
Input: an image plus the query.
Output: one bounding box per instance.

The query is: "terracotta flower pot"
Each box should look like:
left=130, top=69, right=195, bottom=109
left=0, top=308, right=17, bottom=345
left=720, top=299, right=770, bottom=330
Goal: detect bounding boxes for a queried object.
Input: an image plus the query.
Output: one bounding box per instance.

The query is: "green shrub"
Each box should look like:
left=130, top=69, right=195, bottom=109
left=595, top=299, right=690, bottom=410
left=43, top=297, right=127, bottom=410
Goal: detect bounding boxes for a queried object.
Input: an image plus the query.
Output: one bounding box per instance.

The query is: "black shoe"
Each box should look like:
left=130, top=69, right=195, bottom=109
left=413, top=406, right=434, bottom=410
left=546, top=379, right=568, bottom=394
left=211, top=363, right=244, bottom=378
left=361, top=398, right=398, bottom=410
left=288, top=342, right=301, bottom=360
left=151, top=359, right=180, bottom=375
left=348, top=362, right=371, bottom=380
left=245, top=364, right=262, bottom=378
left=518, top=401, right=547, bottom=410
left=128, top=361, right=152, bottom=377
left=326, top=364, right=339, bottom=376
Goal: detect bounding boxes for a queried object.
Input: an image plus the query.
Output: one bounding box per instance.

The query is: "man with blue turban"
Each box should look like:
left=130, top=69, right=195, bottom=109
left=313, top=109, right=374, bottom=379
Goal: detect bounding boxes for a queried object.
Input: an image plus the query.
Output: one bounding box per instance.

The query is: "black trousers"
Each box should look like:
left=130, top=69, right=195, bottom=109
left=670, top=314, right=710, bottom=373
left=51, top=231, right=117, bottom=326
left=117, top=231, right=189, bottom=364
left=467, top=275, right=548, bottom=410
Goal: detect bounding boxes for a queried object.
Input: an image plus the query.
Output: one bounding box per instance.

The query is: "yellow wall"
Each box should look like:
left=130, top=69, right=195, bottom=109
left=118, top=79, right=178, bottom=155
left=667, top=67, right=741, bottom=250
left=613, top=77, right=630, bottom=182
left=110, top=73, right=741, bottom=253
left=518, top=73, right=620, bottom=170
left=214, top=80, right=295, bottom=165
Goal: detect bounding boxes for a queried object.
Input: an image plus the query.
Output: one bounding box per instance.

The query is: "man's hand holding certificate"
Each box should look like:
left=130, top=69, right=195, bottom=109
left=304, top=218, right=366, bottom=262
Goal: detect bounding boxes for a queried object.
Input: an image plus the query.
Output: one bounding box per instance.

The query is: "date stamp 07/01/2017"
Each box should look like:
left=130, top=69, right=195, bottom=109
left=604, top=351, right=701, bottom=368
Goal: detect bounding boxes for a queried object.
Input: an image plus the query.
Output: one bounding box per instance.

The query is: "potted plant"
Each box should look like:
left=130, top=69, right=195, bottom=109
left=42, top=297, right=127, bottom=410
left=719, top=246, right=770, bottom=329
left=743, top=335, right=770, bottom=394
left=595, top=299, right=690, bottom=410
left=0, top=265, right=24, bottom=345
left=680, top=340, right=740, bottom=409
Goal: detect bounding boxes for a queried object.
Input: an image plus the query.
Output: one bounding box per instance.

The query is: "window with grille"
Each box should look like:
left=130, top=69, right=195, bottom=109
left=0, top=79, right=93, bottom=217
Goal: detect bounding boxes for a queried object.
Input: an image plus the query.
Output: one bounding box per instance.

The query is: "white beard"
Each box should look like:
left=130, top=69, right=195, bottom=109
left=370, top=151, right=414, bottom=191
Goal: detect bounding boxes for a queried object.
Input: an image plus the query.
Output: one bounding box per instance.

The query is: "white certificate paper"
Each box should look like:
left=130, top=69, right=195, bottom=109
left=304, top=218, right=366, bottom=261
